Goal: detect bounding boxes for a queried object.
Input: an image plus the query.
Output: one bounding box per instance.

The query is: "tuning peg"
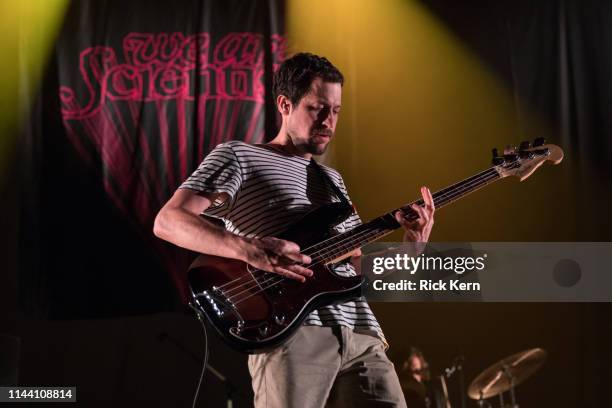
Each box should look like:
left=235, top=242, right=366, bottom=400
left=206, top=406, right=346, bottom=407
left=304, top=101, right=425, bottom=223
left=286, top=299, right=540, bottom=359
left=519, top=141, right=531, bottom=151
left=491, top=148, right=504, bottom=165
left=504, top=145, right=516, bottom=155
left=504, top=153, right=519, bottom=162
left=533, top=137, right=546, bottom=147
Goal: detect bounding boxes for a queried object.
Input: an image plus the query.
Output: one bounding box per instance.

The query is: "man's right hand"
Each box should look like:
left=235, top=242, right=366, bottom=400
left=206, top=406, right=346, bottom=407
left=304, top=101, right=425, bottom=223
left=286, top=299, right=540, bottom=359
left=240, top=237, right=313, bottom=282
left=154, top=189, right=313, bottom=282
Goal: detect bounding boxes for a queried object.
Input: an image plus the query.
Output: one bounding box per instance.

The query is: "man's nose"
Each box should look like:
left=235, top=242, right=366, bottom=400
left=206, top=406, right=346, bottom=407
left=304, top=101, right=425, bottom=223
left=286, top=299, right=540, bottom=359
left=321, top=109, right=334, bottom=128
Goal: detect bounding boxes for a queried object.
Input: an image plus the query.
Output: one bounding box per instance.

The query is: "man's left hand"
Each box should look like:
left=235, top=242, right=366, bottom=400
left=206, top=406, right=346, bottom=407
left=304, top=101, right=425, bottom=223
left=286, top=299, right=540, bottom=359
left=395, top=186, right=435, bottom=243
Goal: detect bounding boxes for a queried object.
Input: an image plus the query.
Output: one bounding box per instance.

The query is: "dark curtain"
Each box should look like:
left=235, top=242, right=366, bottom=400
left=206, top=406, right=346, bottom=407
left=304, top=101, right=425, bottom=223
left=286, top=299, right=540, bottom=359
left=423, top=0, right=612, bottom=241
left=19, top=0, right=285, bottom=319
left=505, top=0, right=612, bottom=239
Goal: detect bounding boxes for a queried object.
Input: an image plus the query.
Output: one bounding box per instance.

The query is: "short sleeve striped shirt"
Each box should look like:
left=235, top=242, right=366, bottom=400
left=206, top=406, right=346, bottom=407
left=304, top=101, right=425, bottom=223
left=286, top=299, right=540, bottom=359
left=179, top=141, right=385, bottom=344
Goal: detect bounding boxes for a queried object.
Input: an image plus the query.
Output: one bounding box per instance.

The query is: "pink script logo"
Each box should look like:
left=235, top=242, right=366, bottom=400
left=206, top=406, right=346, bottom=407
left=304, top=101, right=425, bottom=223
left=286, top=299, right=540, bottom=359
left=60, top=32, right=286, bottom=120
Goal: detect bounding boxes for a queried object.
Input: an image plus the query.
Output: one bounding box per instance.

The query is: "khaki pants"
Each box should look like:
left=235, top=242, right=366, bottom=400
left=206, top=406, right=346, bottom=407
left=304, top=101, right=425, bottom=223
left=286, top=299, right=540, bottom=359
left=248, top=325, right=407, bottom=408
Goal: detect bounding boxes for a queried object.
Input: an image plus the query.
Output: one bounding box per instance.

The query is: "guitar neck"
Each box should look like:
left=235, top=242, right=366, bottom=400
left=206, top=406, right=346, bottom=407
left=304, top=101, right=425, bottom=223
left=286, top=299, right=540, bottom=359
left=304, top=167, right=501, bottom=263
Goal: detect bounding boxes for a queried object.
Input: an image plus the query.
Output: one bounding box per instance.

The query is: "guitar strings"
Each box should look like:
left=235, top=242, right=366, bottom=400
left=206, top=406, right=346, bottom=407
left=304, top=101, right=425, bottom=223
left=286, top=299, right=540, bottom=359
left=229, top=171, right=501, bottom=305
left=222, top=167, right=500, bottom=303
left=224, top=226, right=389, bottom=300
left=211, top=166, right=500, bottom=296
left=223, top=168, right=501, bottom=305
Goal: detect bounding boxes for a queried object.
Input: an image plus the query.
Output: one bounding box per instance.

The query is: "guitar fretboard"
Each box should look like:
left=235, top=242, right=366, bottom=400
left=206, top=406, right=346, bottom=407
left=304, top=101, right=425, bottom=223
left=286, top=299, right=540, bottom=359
left=304, top=167, right=501, bottom=263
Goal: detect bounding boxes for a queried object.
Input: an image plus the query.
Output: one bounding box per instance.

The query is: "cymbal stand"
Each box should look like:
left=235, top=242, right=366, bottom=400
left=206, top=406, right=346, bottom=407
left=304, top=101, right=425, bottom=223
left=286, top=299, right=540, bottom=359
left=502, top=365, right=518, bottom=408
left=476, top=392, right=491, bottom=408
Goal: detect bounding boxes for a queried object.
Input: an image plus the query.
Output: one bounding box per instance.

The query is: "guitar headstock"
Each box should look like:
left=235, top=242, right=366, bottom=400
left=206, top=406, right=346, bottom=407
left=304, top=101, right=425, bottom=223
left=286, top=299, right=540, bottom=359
left=492, top=138, right=564, bottom=181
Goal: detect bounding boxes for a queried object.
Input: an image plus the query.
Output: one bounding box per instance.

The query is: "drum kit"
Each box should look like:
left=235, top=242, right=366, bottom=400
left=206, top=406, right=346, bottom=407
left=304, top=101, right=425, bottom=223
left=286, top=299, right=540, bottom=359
left=400, top=348, right=547, bottom=408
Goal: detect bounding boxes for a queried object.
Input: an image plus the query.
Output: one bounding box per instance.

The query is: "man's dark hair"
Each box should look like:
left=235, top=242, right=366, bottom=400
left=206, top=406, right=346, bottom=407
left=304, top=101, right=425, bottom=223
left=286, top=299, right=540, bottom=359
left=273, top=52, right=344, bottom=105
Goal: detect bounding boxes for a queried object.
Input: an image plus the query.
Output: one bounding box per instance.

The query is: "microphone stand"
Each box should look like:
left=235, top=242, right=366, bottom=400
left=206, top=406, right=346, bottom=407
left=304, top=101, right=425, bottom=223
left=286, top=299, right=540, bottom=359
left=458, top=360, right=466, bottom=408
left=443, top=355, right=466, bottom=408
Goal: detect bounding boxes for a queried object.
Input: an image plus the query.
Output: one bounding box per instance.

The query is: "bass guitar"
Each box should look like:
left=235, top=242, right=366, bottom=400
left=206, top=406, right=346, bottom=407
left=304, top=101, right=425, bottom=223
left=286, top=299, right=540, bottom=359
left=187, top=139, right=563, bottom=352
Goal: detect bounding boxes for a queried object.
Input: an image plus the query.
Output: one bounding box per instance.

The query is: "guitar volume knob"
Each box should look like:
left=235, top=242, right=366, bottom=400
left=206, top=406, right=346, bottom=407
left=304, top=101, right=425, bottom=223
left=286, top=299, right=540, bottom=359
left=274, top=314, right=286, bottom=325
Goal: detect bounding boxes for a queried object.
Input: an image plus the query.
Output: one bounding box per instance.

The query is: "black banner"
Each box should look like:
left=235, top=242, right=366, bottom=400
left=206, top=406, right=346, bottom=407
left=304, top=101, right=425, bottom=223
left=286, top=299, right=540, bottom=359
left=20, top=0, right=285, bottom=318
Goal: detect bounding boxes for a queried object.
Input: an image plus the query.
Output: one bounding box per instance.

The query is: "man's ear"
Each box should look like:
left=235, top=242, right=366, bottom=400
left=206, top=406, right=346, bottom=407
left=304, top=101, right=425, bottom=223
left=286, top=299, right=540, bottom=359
left=276, top=94, right=292, bottom=115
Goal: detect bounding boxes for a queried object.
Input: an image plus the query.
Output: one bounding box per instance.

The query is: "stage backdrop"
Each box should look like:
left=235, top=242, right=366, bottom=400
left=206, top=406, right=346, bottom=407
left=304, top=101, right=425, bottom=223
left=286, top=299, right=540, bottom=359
left=19, top=0, right=286, bottom=318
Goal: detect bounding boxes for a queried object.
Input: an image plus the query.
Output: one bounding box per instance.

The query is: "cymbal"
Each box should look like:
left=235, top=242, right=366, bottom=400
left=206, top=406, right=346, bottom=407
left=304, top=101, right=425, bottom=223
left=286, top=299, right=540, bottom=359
left=468, top=348, right=547, bottom=400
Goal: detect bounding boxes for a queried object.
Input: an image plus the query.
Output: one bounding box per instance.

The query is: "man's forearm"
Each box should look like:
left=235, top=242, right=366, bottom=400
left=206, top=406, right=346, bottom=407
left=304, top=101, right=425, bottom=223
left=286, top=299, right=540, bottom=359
left=153, top=207, right=247, bottom=260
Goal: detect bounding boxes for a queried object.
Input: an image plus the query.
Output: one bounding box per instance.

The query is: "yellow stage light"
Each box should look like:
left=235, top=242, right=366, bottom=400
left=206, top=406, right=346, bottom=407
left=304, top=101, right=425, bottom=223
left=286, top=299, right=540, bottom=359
left=0, top=0, right=69, bottom=180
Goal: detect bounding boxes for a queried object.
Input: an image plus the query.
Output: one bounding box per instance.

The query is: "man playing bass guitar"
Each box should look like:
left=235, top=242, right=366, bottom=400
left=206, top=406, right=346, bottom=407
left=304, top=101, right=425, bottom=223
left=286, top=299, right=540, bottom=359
left=154, top=52, right=435, bottom=408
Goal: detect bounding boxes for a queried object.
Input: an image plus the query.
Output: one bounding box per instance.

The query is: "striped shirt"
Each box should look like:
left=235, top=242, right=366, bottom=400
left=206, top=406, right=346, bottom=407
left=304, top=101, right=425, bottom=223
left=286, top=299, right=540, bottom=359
left=179, top=141, right=385, bottom=344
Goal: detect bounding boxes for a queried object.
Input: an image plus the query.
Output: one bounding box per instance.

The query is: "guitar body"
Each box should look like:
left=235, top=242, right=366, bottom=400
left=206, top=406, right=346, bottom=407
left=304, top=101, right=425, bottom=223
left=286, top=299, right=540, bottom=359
left=188, top=202, right=364, bottom=353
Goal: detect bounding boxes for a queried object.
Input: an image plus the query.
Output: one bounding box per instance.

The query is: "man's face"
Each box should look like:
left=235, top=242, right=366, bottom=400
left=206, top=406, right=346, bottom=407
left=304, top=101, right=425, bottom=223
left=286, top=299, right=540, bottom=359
left=284, top=77, right=342, bottom=155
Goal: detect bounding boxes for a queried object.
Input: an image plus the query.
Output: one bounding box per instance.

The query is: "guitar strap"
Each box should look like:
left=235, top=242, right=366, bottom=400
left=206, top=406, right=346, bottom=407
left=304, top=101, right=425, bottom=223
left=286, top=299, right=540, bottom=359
left=310, top=159, right=356, bottom=266
left=309, top=158, right=353, bottom=210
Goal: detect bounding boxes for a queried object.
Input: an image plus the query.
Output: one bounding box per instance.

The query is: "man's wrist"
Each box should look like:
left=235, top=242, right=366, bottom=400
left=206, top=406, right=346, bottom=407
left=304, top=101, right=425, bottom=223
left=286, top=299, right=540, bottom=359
left=224, top=233, right=253, bottom=262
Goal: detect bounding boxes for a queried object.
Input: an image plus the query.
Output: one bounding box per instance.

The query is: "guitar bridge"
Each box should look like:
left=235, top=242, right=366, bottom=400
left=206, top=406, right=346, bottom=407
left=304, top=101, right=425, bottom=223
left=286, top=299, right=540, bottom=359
left=194, top=287, right=240, bottom=321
